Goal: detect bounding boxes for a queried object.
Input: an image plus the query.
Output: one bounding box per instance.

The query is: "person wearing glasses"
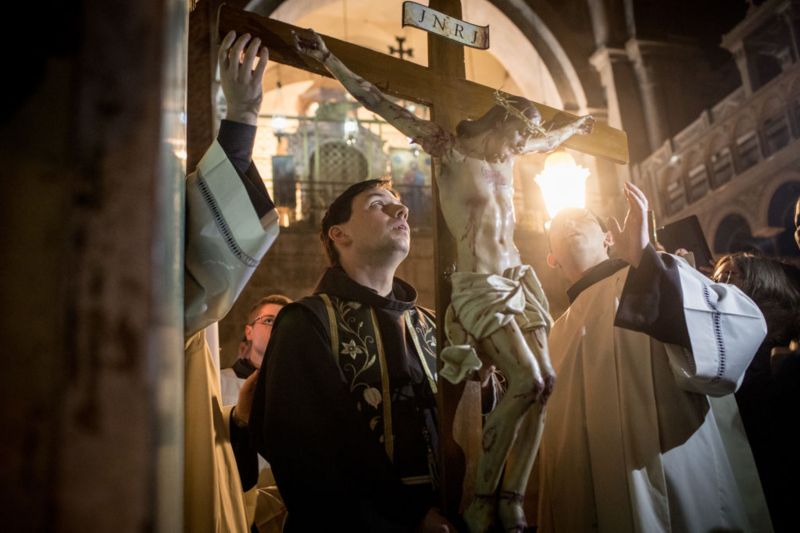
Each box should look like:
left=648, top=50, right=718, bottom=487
left=218, top=295, right=291, bottom=533
left=537, top=182, right=771, bottom=532
left=221, top=295, right=292, bottom=407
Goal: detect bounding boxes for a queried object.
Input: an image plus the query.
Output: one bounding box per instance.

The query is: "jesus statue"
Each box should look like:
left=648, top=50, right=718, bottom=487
left=294, top=30, right=593, bottom=532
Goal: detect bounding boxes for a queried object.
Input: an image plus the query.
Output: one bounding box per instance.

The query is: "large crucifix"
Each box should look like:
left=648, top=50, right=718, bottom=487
left=191, top=0, right=627, bottom=526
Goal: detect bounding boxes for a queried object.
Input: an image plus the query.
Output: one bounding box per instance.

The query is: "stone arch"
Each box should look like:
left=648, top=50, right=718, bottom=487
left=759, top=94, right=792, bottom=155
left=732, top=113, right=761, bottom=171
left=707, top=130, right=736, bottom=188
left=733, top=113, right=758, bottom=138
left=755, top=170, right=800, bottom=220
left=713, top=213, right=758, bottom=254
left=659, top=163, right=686, bottom=215
left=708, top=131, right=732, bottom=154
left=684, top=148, right=710, bottom=203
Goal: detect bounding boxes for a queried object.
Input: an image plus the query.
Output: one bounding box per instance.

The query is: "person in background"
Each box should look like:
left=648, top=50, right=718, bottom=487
left=537, top=182, right=771, bottom=532
left=712, top=253, right=800, bottom=532
left=220, top=295, right=291, bottom=533
left=221, top=295, right=292, bottom=406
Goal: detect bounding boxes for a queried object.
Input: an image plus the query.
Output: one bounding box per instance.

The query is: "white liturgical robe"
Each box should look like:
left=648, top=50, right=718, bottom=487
left=184, top=137, right=279, bottom=533
left=539, top=247, right=772, bottom=533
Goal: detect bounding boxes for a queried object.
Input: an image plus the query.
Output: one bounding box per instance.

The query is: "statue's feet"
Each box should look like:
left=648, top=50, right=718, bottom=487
left=498, top=491, right=527, bottom=533
left=463, top=493, right=496, bottom=533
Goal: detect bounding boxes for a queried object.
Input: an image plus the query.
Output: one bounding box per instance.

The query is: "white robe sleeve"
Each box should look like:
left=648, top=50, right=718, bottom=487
left=184, top=140, right=279, bottom=336
left=663, top=259, right=766, bottom=396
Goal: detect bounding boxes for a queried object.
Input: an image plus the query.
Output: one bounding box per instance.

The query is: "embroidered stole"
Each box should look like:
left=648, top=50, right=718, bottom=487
left=318, top=293, right=437, bottom=463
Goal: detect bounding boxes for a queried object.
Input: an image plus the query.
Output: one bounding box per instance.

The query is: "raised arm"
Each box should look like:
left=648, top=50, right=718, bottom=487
left=613, top=183, right=766, bottom=396
left=521, top=114, right=594, bottom=154
left=293, top=29, right=451, bottom=156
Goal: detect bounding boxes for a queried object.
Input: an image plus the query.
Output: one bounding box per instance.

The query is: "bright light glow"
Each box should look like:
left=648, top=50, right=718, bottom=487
left=271, top=114, right=287, bottom=134
left=343, top=118, right=359, bottom=137
left=534, top=151, right=590, bottom=219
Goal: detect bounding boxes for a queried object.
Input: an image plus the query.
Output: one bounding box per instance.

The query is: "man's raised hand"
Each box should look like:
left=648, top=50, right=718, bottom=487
left=219, top=31, right=268, bottom=126
left=607, top=181, right=650, bottom=268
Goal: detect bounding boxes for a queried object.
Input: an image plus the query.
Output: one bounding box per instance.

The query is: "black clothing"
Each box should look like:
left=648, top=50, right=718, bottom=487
left=217, top=119, right=274, bottom=218
left=251, top=267, right=438, bottom=532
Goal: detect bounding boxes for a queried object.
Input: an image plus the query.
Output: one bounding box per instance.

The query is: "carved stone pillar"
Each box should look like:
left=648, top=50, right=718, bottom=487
left=625, top=39, right=672, bottom=153
left=730, top=43, right=754, bottom=97
left=589, top=45, right=650, bottom=163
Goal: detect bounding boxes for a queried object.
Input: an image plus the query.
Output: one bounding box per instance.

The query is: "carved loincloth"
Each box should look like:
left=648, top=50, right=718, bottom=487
left=441, top=265, right=552, bottom=384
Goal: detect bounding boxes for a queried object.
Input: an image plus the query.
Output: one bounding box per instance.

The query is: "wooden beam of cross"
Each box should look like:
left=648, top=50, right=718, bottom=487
left=216, top=6, right=628, bottom=164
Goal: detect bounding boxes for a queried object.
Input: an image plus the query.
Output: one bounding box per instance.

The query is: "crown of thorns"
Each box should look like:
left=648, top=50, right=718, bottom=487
left=493, top=89, right=547, bottom=136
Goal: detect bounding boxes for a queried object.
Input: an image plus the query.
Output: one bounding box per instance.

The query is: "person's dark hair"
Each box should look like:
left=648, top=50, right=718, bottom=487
left=320, top=179, right=393, bottom=265
left=246, top=294, right=292, bottom=324
left=456, top=95, right=540, bottom=139
left=715, top=253, right=800, bottom=345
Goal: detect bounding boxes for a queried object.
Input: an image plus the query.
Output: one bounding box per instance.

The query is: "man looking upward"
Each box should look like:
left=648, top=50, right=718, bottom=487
left=251, top=179, right=453, bottom=532
left=538, top=181, right=771, bottom=532
left=292, top=29, right=593, bottom=532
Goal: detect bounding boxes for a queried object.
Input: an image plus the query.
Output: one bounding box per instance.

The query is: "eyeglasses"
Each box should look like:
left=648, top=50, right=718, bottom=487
left=250, top=314, right=276, bottom=327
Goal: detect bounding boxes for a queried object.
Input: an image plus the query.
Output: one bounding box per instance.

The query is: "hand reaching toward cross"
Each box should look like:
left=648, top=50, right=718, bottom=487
left=607, top=181, right=650, bottom=268
left=218, top=31, right=269, bottom=125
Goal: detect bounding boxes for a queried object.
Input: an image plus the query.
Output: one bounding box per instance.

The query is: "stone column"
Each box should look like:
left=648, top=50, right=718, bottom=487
left=730, top=43, right=755, bottom=97
left=626, top=39, right=672, bottom=153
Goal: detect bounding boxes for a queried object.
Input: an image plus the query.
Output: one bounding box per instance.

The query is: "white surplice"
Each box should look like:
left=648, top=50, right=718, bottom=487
left=184, top=140, right=279, bottom=533
left=539, top=255, right=772, bottom=533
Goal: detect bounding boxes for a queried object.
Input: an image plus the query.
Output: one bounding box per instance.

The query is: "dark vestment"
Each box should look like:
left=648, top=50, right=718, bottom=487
left=736, top=338, right=800, bottom=532
left=250, top=267, right=439, bottom=532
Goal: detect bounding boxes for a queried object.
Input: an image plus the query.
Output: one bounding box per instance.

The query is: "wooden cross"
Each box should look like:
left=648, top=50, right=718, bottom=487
left=389, top=36, right=414, bottom=60
left=194, top=0, right=628, bottom=519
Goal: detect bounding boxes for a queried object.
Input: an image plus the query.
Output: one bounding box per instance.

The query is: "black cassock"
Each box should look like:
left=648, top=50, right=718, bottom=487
left=250, top=266, right=440, bottom=532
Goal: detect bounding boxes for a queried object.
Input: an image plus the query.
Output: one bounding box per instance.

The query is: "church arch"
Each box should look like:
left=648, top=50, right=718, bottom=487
left=713, top=213, right=758, bottom=254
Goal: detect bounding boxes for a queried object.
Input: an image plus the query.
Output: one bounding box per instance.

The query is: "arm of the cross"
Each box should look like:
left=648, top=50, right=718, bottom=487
left=293, top=28, right=452, bottom=155
left=216, top=5, right=628, bottom=164
left=521, top=114, right=595, bottom=155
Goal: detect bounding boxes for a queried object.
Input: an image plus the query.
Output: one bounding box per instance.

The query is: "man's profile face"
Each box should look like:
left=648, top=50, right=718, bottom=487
left=245, top=302, right=284, bottom=368
left=548, top=209, right=610, bottom=270
left=335, top=186, right=410, bottom=261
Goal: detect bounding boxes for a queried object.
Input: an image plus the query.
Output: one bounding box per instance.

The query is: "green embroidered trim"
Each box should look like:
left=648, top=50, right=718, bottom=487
left=317, top=294, right=437, bottom=465
left=405, top=311, right=438, bottom=394
left=370, top=308, right=394, bottom=460
left=319, top=294, right=339, bottom=366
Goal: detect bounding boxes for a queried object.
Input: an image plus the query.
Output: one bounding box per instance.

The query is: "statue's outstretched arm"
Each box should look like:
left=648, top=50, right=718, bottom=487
left=521, top=114, right=594, bottom=154
left=293, top=29, right=450, bottom=156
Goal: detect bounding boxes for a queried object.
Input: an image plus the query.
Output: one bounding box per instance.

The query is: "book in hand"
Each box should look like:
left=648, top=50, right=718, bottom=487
left=657, top=215, right=714, bottom=269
